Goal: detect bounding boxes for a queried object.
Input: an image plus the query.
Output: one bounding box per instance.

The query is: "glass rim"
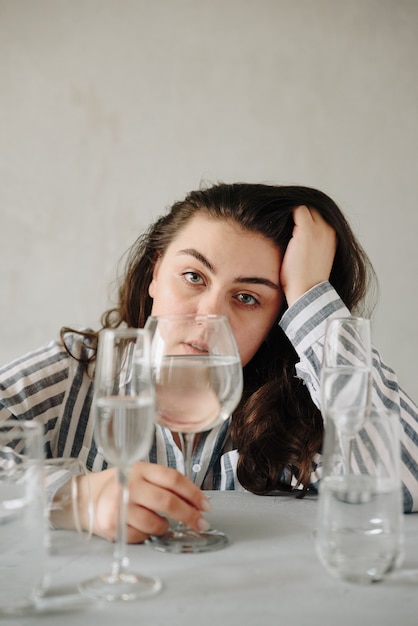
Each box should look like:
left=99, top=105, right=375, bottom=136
left=146, top=313, right=229, bottom=322
left=98, top=327, right=149, bottom=338
left=326, top=315, right=371, bottom=326
left=0, top=419, right=43, bottom=438
left=325, top=316, right=371, bottom=325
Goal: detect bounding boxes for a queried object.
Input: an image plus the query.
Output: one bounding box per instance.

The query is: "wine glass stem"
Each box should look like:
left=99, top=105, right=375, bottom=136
left=340, top=433, right=353, bottom=474
left=111, top=467, right=130, bottom=578
left=180, top=432, right=195, bottom=480
left=169, top=433, right=196, bottom=534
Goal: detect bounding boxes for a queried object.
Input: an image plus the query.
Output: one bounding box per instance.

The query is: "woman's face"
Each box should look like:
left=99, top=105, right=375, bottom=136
left=148, top=215, right=284, bottom=366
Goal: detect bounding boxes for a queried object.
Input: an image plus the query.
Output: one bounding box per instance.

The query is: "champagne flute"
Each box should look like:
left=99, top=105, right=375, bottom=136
left=79, top=328, right=162, bottom=601
left=320, top=317, right=372, bottom=472
left=145, top=314, right=243, bottom=554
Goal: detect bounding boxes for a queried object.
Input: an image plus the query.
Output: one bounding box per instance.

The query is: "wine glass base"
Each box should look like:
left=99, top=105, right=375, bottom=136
left=147, top=528, right=229, bottom=554
left=78, top=572, right=162, bottom=602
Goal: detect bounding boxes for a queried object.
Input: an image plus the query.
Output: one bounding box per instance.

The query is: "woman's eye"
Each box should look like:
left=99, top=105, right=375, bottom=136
left=183, top=271, right=203, bottom=285
left=237, top=293, right=258, bottom=306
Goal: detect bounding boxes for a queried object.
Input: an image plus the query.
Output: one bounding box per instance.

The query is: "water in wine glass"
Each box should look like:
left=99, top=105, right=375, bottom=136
left=154, top=354, right=242, bottom=434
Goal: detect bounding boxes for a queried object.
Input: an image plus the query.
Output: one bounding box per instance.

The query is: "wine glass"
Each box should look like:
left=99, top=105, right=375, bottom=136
left=145, top=313, right=243, bottom=553
left=320, top=316, right=372, bottom=473
left=79, top=328, right=162, bottom=601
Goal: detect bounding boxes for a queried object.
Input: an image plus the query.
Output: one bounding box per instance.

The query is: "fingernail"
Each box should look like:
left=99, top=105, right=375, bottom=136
left=197, top=517, right=211, bottom=531
left=200, top=497, right=211, bottom=512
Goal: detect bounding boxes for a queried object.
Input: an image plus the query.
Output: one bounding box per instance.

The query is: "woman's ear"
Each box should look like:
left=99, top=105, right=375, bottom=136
left=148, top=256, right=161, bottom=299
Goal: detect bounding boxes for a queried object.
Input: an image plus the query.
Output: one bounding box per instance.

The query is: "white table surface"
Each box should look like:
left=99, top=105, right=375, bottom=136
left=7, top=491, right=418, bottom=626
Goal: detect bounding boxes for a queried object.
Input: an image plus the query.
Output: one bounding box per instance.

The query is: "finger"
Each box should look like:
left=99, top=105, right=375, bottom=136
left=292, top=205, right=313, bottom=226
left=132, top=462, right=211, bottom=511
left=130, top=478, right=210, bottom=533
left=293, top=205, right=326, bottom=226
left=125, top=501, right=170, bottom=543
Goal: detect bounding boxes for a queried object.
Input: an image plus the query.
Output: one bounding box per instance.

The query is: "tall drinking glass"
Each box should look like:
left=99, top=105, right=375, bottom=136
left=321, top=317, right=372, bottom=468
left=0, top=420, right=46, bottom=615
left=79, top=328, right=161, bottom=601
left=145, top=314, right=243, bottom=553
left=46, top=457, right=94, bottom=556
left=315, top=409, right=404, bottom=583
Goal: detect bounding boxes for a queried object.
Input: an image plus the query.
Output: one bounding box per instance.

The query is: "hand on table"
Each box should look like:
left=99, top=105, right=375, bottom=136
left=78, top=462, right=211, bottom=543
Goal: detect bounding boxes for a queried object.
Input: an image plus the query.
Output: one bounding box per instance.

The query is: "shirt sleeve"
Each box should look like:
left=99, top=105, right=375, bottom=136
left=0, top=341, right=70, bottom=426
left=0, top=338, right=96, bottom=530
left=0, top=333, right=98, bottom=466
left=279, top=281, right=418, bottom=513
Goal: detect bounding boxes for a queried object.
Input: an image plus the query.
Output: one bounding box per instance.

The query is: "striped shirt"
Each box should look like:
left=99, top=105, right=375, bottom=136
left=1, top=282, right=417, bottom=511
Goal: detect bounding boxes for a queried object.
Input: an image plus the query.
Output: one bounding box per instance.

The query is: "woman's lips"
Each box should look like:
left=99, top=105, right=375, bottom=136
left=181, top=342, right=209, bottom=355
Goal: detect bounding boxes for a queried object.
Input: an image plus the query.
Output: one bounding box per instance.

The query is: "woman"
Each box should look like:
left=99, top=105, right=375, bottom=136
left=1, top=182, right=417, bottom=542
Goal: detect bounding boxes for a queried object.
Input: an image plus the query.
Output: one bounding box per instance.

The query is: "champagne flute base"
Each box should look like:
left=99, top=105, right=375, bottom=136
left=78, top=572, right=162, bottom=602
left=147, top=528, right=229, bottom=554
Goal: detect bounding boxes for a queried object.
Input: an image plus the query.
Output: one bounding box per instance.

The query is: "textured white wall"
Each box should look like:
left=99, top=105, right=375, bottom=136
left=1, top=0, right=417, bottom=398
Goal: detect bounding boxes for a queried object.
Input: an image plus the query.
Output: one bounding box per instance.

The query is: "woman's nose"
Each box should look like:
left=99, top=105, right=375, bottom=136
left=195, top=292, right=226, bottom=317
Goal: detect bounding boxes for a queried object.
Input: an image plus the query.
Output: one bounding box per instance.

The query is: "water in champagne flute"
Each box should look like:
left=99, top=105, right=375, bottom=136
left=95, top=395, right=155, bottom=467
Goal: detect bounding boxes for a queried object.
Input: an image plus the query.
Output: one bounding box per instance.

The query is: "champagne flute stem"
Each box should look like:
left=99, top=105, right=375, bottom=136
left=111, top=466, right=130, bottom=578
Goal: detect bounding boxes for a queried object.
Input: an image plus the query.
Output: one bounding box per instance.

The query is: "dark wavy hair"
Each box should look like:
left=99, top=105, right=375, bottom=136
left=62, top=182, right=377, bottom=495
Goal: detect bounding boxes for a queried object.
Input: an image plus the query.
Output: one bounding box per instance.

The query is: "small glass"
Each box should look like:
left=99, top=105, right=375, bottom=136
left=0, top=420, right=46, bottom=615
left=315, top=409, right=404, bottom=583
left=45, top=457, right=93, bottom=556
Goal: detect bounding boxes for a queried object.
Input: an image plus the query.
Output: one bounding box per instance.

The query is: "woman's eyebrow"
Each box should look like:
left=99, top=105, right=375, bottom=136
left=235, top=276, right=280, bottom=290
left=177, top=248, right=279, bottom=290
left=177, top=248, right=215, bottom=272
